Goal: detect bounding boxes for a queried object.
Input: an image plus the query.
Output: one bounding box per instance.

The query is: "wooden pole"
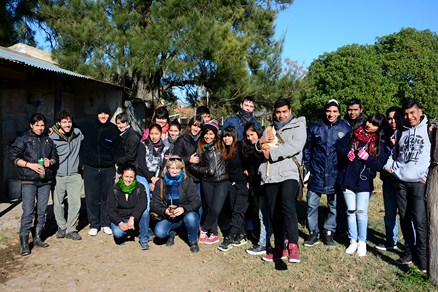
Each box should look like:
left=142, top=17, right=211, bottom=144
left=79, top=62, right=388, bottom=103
left=427, top=126, right=438, bottom=283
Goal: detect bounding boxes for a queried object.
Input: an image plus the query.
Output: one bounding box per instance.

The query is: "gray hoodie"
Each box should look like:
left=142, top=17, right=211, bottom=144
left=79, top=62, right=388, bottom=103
left=384, top=115, right=431, bottom=182
left=258, top=116, right=307, bottom=184
left=51, top=128, right=84, bottom=176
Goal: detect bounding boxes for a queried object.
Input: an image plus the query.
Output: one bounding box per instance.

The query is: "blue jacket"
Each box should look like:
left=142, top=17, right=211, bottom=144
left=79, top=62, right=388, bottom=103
left=222, top=114, right=262, bottom=141
left=337, top=131, right=390, bottom=193
left=303, top=117, right=350, bottom=194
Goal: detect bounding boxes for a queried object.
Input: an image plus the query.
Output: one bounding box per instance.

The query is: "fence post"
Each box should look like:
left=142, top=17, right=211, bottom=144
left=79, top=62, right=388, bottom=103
left=427, top=126, right=437, bottom=283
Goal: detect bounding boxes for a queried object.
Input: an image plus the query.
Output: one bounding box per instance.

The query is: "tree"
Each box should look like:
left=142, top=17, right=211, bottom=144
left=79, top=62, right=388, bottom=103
left=38, top=0, right=294, bottom=111
left=300, top=28, right=438, bottom=120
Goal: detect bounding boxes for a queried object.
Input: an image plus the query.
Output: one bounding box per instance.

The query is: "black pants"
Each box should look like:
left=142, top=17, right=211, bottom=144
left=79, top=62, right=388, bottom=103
left=83, top=165, right=115, bottom=229
left=394, top=181, right=427, bottom=270
left=228, top=182, right=249, bottom=237
left=264, top=179, right=299, bottom=247
left=201, top=180, right=229, bottom=235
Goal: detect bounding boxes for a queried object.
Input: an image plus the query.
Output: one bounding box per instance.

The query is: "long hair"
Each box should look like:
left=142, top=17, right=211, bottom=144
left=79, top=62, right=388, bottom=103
left=197, top=127, right=220, bottom=153
left=242, top=123, right=263, bottom=159
left=182, top=115, right=204, bottom=137
left=358, top=114, right=386, bottom=159
left=221, top=126, right=239, bottom=161
left=143, top=123, right=162, bottom=147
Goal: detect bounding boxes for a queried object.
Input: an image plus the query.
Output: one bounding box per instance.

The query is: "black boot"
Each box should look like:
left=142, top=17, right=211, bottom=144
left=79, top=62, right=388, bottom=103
left=34, top=227, right=49, bottom=248
left=20, top=234, right=31, bottom=256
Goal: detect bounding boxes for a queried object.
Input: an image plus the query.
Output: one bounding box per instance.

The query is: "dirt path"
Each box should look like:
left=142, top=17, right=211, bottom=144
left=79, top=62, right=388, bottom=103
left=0, top=202, right=225, bottom=291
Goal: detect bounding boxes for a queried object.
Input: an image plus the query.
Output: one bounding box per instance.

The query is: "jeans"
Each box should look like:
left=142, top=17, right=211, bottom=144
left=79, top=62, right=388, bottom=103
left=136, top=175, right=151, bottom=212
left=154, top=211, right=199, bottom=243
left=394, top=181, right=427, bottom=270
left=257, top=195, right=271, bottom=247
left=306, top=190, right=337, bottom=233
left=228, top=182, right=249, bottom=237
left=111, top=209, right=150, bottom=243
left=20, top=182, right=51, bottom=235
left=53, top=173, right=83, bottom=233
left=382, top=180, right=399, bottom=246
left=343, top=189, right=370, bottom=242
left=83, top=165, right=115, bottom=229
left=201, top=180, right=229, bottom=235
left=264, top=179, right=299, bottom=247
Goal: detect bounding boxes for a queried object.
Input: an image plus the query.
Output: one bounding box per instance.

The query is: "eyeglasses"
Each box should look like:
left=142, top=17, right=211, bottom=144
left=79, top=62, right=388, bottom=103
left=169, top=156, right=182, bottom=162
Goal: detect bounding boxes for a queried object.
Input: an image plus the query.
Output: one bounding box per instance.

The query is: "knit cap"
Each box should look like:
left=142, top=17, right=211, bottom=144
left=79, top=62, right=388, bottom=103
left=203, top=119, right=219, bottom=135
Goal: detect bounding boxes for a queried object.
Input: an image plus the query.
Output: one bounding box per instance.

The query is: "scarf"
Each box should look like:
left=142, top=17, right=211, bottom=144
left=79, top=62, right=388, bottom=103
left=118, top=177, right=137, bottom=195
left=203, top=142, right=215, bottom=151
left=164, top=171, right=183, bottom=202
left=352, top=125, right=377, bottom=154
left=273, top=115, right=294, bottom=130
left=238, top=108, right=253, bottom=126
left=148, top=138, right=165, bottom=157
left=167, top=136, right=178, bottom=144
left=52, top=126, right=74, bottom=142
left=190, top=132, right=200, bottom=142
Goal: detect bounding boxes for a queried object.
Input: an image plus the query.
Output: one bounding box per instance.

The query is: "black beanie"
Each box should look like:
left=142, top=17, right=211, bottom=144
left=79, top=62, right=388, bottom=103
left=96, top=103, right=111, bottom=115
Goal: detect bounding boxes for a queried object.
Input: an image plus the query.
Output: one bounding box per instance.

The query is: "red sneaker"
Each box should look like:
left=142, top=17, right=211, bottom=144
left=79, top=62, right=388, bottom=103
left=205, top=234, right=220, bottom=244
left=262, top=246, right=287, bottom=262
left=288, top=243, right=301, bottom=263
left=199, top=227, right=207, bottom=244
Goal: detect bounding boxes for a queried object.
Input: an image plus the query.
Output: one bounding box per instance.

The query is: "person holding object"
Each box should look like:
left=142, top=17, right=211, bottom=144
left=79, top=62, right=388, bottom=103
left=337, top=114, right=389, bottom=257
left=9, top=113, right=59, bottom=256
left=151, top=156, right=201, bottom=253
left=107, top=164, right=150, bottom=249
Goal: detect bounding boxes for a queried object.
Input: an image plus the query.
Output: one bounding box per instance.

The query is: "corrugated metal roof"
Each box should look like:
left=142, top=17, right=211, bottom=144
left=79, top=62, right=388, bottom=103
left=0, top=46, right=122, bottom=87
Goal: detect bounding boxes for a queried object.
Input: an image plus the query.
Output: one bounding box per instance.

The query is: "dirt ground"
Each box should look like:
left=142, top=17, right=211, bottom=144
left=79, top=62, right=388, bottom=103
left=0, top=201, right=229, bottom=291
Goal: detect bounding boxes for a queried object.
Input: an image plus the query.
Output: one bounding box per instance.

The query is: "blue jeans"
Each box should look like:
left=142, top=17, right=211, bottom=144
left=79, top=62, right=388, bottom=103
left=136, top=175, right=151, bottom=212
left=257, top=195, right=271, bottom=247
left=306, top=190, right=337, bottom=233
left=154, top=212, right=199, bottom=243
left=382, top=180, right=399, bottom=246
left=20, top=183, right=51, bottom=235
left=111, top=209, right=150, bottom=244
left=343, top=189, right=370, bottom=242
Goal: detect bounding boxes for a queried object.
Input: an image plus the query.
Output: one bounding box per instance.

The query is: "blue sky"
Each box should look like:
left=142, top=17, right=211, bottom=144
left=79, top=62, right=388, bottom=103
left=275, top=0, right=438, bottom=67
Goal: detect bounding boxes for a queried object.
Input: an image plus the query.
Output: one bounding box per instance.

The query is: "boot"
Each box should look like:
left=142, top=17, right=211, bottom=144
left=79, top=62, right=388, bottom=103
left=20, top=234, right=31, bottom=256
left=34, top=227, right=49, bottom=248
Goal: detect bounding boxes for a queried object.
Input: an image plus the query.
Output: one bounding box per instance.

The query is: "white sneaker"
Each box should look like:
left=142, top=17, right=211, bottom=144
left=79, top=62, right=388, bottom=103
left=102, top=227, right=113, bottom=235
left=345, top=240, right=358, bottom=255
left=357, top=241, right=367, bottom=257
left=88, top=228, right=98, bottom=236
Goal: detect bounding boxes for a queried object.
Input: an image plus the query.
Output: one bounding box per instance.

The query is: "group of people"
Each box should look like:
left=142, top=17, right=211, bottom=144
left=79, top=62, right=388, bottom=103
left=9, top=96, right=434, bottom=272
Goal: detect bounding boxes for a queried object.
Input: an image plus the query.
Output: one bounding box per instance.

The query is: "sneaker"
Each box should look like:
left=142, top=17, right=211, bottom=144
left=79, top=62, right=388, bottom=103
left=199, top=227, right=208, bottom=244
left=357, top=241, right=367, bottom=257
left=232, top=234, right=248, bottom=247
left=376, top=243, right=398, bottom=251
left=345, top=240, right=358, bottom=255
left=304, top=231, right=320, bottom=247
left=262, top=246, right=287, bottom=262
left=218, top=236, right=234, bottom=252
left=88, top=228, right=98, bottom=236
left=102, top=227, right=113, bottom=235
left=166, top=234, right=175, bottom=247
left=205, top=234, right=220, bottom=244
left=396, top=251, right=413, bottom=265
left=324, top=230, right=336, bottom=246
left=65, top=231, right=82, bottom=241
left=287, top=243, right=301, bottom=263
left=140, top=242, right=150, bottom=250
left=246, top=245, right=267, bottom=255
left=56, top=228, right=66, bottom=238
left=189, top=242, right=200, bottom=253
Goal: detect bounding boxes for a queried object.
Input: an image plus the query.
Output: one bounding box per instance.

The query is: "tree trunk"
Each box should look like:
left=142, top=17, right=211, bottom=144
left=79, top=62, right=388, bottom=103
left=427, top=126, right=438, bottom=283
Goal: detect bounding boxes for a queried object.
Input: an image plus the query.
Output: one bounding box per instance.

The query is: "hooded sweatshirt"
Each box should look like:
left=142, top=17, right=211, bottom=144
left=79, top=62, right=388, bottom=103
left=384, top=115, right=431, bottom=182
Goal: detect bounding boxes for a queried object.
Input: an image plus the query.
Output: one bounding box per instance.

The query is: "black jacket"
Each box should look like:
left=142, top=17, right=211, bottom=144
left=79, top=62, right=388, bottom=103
left=107, top=182, right=147, bottom=225
left=116, top=127, right=140, bottom=168
left=9, top=130, right=59, bottom=182
left=173, top=134, right=202, bottom=182
left=226, top=144, right=246, bottom=183
left=151, top=177, right=201, bottom=218
left=76, top=117, right=122, bottom=168
left=188, top=147, right=228, bottom=182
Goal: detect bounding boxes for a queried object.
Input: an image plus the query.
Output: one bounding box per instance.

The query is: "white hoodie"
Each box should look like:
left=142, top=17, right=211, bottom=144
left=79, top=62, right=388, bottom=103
left=384, top=115, right=431, bottom=182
